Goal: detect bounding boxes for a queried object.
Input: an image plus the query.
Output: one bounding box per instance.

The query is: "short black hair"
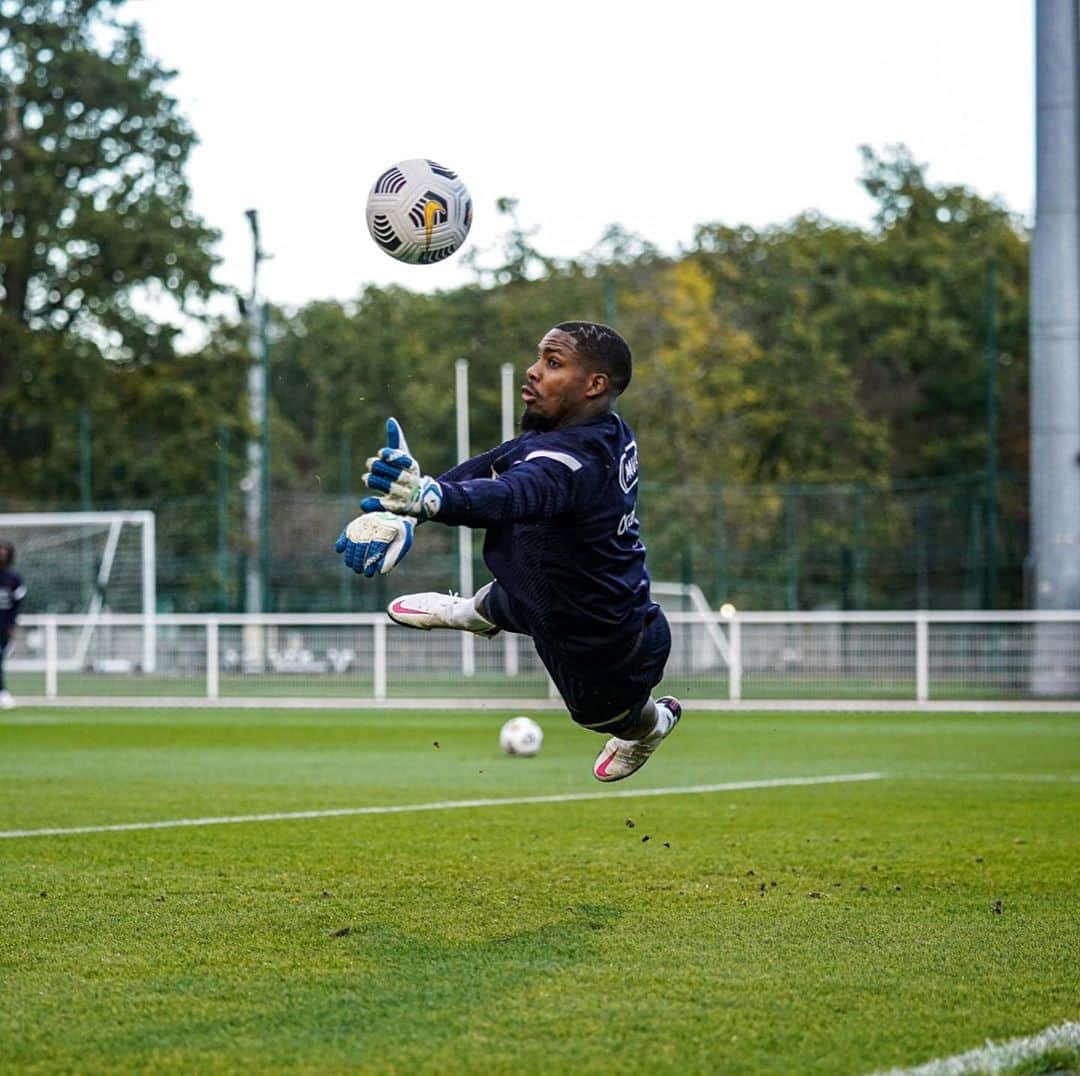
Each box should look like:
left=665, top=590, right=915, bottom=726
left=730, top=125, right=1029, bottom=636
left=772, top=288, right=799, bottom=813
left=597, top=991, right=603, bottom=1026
left=555, top=321, right=632, bottom=395
left=0, top=542, right=13, bottom=565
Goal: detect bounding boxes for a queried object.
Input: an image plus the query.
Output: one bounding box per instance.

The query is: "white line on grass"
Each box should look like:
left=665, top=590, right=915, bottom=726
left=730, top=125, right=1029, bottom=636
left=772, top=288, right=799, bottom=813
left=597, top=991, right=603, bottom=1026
left=873, top=1019, right=1080, bottom=1075
left=915, top=772, right=1080, bottom=784
left=0, top=771, right=882, bottom=840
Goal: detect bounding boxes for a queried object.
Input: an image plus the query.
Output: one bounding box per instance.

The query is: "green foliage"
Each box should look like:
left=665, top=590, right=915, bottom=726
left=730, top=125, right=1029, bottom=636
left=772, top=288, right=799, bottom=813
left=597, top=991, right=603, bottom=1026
left=0, top=0, right=227, bottom=505
left=0, top=7, right=1031, bottom=616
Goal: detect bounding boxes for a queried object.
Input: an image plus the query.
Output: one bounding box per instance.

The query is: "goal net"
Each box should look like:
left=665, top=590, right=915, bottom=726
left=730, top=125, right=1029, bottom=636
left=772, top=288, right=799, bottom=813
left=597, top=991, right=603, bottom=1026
left=0, top=511, right=156, bottom=672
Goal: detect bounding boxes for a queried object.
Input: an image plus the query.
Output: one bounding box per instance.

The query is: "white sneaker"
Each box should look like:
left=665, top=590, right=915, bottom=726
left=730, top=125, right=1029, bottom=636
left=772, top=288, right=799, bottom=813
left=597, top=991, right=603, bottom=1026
left=0, top=690, right=15, bottom=710
left=387, top=590, right=500, bottom=637
left=593, top=697, right=682, bottom=782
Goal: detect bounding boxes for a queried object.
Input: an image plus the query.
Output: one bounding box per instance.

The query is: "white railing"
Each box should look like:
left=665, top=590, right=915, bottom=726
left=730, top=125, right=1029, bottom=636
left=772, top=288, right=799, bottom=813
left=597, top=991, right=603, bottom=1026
left=7, top=609, right=1080, bottom=706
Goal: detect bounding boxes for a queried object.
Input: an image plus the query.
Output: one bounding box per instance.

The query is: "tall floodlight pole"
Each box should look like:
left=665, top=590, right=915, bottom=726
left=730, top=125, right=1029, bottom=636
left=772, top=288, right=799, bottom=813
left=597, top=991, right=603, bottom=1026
left=243, top=209, right=271, bottom=669
left=1031, top=0, right=1080, bottom=692
left=456, top=358, right=475, bottom=677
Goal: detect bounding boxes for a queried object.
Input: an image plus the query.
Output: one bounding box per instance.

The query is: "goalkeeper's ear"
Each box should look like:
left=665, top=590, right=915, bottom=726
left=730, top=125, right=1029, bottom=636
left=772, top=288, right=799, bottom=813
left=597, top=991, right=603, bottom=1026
left=386, top=417, right=410, bottom=456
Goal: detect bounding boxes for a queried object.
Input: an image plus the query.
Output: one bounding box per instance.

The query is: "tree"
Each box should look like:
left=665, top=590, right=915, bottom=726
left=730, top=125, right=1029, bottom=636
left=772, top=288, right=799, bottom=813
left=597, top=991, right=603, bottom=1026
left=0, top=0, right=223, bottom=499
left=851, top=145, right=1029, bottom=479
left=0, top=0, right=219, bottom=347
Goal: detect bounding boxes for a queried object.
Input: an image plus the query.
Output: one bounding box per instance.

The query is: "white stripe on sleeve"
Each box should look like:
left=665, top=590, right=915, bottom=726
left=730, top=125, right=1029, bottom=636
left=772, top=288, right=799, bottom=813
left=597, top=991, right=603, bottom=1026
left=523, top=450, right=582, bottom=472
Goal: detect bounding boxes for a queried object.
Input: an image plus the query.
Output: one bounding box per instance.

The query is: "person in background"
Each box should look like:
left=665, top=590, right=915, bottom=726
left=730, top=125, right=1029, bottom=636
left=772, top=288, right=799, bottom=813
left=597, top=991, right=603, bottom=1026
left=0, top=541, right=26, bottom=710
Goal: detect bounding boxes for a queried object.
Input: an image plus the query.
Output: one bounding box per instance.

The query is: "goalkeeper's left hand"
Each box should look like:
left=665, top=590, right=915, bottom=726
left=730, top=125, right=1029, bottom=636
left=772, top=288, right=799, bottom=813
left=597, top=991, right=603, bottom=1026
left=360, top=417, right=443, bottom=520
left=334, top=511, right=415, bottom=577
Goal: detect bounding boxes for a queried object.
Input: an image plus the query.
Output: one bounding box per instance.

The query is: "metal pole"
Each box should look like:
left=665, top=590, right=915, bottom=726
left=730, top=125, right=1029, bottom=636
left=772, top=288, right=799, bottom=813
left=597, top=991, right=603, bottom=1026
left=785, top=489, right=799, bottom=611
left=456, top=358, right=475, bottom=677
left=500, top=363, right=518, bottom=677
left=984, top=260, right=999, bottom=609
left=1031, top=0, right=1080, bottom=692
left=206, top=619, right=219, bottom=700
left=141, top=512, right=156, bottom=673
left=714, top=482, right=727, bottom=607
left=915, top=613, right=929, bottom=703
left=243, top=209, right=269, bottom=669
left=79, top=410, right=91, bottom=510
left=854, top=487, right=866, bottom=609
left=604, top=276, right=617, bottom=326
left=79, top=409, right=92, bottom=609
left=339, top=432, right=351, bottom=612
left=217, top=425, right=229, bottom=611
left=259, top=300, right=271, bottom=612
left=243, top=210, right=267, bottom=617
left=500, top=363, right=516, bottom=443
left=916, top=494, right=930, bottom=609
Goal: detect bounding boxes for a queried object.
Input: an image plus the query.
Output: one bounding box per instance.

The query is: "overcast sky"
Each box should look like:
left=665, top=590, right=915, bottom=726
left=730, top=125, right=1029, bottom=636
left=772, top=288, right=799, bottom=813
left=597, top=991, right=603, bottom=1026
left=128, top=0, right=1034, bottom=310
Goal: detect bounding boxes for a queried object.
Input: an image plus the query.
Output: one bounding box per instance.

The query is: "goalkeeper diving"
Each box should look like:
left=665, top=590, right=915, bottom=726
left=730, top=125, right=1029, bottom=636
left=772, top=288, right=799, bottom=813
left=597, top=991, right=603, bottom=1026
left=335, top=322, right=679, bottom=782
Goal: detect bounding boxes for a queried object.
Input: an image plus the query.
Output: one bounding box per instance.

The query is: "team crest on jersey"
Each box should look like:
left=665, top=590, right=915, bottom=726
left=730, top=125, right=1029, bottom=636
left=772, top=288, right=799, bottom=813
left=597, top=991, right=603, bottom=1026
left=619, top=441, right=639, bottom=493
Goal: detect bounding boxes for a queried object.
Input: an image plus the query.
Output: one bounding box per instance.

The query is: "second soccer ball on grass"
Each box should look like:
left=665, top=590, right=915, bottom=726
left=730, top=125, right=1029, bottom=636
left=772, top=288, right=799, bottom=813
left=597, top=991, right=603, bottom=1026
left=499, top=717, right=543, bottom=758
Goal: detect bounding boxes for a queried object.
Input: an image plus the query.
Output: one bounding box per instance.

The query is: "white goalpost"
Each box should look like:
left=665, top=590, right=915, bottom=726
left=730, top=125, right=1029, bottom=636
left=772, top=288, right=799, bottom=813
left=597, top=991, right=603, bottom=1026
left=0, top=511, right=156, bottom=673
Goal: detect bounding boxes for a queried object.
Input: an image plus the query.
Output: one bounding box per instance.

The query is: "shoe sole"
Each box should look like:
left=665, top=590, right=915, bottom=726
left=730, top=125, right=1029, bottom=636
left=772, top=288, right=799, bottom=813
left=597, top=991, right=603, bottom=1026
left=387, top=606, right=500, bottom=638
left=387, top=610, right=434, bottom=631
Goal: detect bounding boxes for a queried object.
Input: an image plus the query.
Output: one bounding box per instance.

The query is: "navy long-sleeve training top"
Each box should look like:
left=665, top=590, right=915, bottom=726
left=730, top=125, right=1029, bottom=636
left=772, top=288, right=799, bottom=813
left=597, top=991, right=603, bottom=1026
left=434, top=411, right=652, bottom=663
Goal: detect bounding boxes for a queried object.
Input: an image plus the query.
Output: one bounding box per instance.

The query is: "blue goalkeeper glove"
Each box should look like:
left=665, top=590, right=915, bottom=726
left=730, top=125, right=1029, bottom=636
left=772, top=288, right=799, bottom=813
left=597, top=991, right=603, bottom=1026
left=360, top=417, right=443, bottom=520
left=334, top=511, right=415, bottom=577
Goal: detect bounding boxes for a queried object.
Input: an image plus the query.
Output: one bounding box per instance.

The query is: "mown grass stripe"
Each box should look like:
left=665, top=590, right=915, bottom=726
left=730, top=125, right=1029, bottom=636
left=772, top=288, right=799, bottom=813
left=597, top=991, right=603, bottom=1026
left=0, top=771, right=883, bottom=840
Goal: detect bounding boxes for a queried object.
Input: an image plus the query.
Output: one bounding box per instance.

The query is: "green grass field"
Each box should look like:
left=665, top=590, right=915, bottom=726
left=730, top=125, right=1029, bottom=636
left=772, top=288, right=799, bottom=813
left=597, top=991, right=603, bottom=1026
left=1, top=707, right=1077, bottom=1075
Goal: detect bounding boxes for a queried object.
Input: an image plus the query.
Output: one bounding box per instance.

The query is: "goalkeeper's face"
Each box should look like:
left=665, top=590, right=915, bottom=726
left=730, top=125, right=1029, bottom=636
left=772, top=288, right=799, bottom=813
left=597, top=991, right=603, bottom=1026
left=522, top=328, right=610, bottom=431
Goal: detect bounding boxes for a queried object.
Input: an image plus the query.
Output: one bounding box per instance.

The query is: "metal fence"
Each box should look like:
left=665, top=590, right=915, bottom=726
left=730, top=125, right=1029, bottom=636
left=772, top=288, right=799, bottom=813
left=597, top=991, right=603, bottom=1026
left=2, top=472, right=1027, bottom=616
left=8, top=610, right=1080, bottom=708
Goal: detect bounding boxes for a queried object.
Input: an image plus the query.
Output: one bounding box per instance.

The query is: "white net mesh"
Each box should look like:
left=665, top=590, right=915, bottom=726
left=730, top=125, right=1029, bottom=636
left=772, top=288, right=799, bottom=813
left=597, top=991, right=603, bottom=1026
left=0, top=514, right=151, bottom=615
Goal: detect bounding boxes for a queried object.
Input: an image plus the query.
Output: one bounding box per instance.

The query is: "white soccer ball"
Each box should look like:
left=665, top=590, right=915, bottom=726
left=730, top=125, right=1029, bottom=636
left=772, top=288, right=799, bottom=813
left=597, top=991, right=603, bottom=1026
left=365, top=158, right=472, bottom=264
left=499, top=716, right=543, bottom=757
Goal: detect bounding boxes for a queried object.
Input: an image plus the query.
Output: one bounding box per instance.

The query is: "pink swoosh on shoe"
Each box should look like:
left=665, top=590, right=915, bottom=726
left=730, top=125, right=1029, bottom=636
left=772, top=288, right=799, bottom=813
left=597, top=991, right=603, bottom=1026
left=594, top=748, right=618, bottom=777
left=390, top=600, right=430, bottom=616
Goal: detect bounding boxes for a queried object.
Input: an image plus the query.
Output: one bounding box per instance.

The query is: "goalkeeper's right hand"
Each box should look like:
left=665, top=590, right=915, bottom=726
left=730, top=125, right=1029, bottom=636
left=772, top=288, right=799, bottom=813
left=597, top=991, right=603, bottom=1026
left=334, top=512, right=415, bottom=577
left=360, top=417, right=443, bottom=520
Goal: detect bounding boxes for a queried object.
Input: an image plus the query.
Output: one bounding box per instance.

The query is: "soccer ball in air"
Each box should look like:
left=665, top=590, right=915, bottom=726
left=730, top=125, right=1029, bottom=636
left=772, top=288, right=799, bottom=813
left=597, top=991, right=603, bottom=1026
left=365, top=158, right=472, bottom=265
left=499, top=716, right=543, bottom=758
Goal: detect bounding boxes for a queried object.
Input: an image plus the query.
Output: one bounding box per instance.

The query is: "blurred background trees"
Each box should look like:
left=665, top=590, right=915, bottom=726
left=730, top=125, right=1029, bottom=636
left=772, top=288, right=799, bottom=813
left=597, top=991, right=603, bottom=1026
left=0, top=3, right=1029, bottom=611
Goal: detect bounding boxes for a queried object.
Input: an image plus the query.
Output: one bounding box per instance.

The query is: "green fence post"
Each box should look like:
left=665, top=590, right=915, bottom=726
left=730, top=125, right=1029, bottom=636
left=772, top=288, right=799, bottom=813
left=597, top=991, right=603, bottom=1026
left=339, top=432, right=352, bottom=612
left=854, top=487, right=866, bottom=609
left=604, top=276, right=617, bottom=326
left=785, top=488, right=800, bottom=611
left=218, top=425, right=230, bottom=611
left=714, top=482, right=727, bottom=605
left=916, top=495, right=929, bottom=609
left=79, top=409, right=93, bottom=608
